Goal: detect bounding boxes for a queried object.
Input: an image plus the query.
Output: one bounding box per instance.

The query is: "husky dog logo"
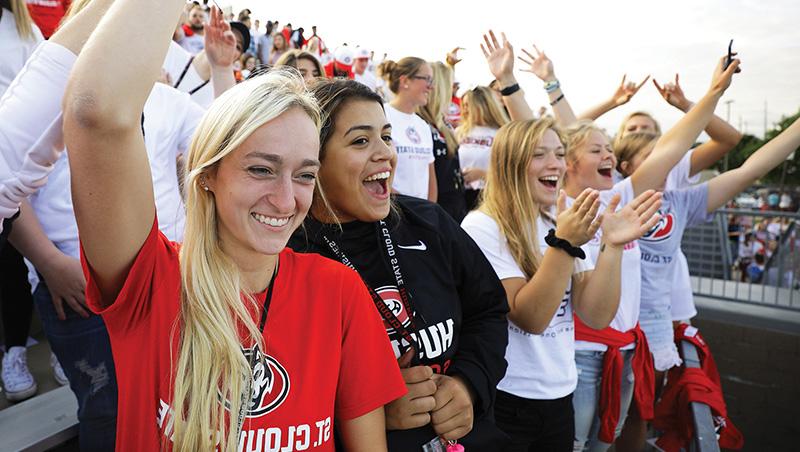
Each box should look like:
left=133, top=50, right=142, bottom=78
left=240, top=346, right=290, bottom=418
left=642, top=211, right=675, bottom=242
left=406, top=126, right=422, bottom=145
left=375, top=285, right=412, bottom=333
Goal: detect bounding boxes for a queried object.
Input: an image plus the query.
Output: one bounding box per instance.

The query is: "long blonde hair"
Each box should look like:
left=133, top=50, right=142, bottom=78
left=480, top=118, right=562, bottom=279
left=5, top=0, right=35, bottom=39
left=456, top=86, right=509, bottom=141
left=173, top=69, right=320, bottom=452
left=418, top=62, right=458, bottom=158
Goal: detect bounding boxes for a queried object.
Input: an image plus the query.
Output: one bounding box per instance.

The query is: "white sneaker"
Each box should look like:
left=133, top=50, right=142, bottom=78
left=2, top=346, right=38, bottom=402
left=50, top=352, right=69, bottom=386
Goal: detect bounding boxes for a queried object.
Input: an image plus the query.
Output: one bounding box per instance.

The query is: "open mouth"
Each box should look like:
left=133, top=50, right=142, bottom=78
left=251, top=213, right=292, bottom=228
left=597, top=166, right=613, bottom=178
left=363, top=171, right=391, bottom=199
left=538, top=175, right=559, bottom=189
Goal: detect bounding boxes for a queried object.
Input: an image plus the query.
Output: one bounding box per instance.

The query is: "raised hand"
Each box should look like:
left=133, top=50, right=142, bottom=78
left=709, top=53, right=741, bottom=95
left=430, top=374, right=474, bottom=441
left=609, top=74, right=650, bottom=107
left=385, top=350, right=437, bottom=431
left=446, top=47, right=465, bottom=66
left=518, top=44, right=556, bottom=82
left=481, top=30, right=515, bottom=84
left=204, top=6, right=239, bottom=68
left=653, top=74, right=691, bottom=111
left=555, top=188, right=601, bottom=247
left=600, top=190, right=662, bottom=247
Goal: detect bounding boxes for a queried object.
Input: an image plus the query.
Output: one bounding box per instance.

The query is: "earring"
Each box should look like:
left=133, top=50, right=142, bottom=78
left=203, top=185, right=209, bottom=192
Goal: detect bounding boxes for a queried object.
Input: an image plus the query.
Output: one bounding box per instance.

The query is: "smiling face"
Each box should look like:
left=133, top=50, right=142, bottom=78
left=206, top=108, right=320, bottom=261
left=316, top=99, right=395, bottom=223
left=400, top=63, right=433, bottom=108
left=568, top=130, right=616, bottom=191
left=527, top=128, right=567, bottom=207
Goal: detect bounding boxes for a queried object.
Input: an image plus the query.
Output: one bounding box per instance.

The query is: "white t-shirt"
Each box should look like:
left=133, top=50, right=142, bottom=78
left=639, top=184, right=710, bottom=312
left=0, top=41, right=74, bottom=229
left=385, top=104, right=434, bottom=199
left=163, top=41, right=214, bottom=109
left=665, top=150, right=702, bottom=320
left=570, top=178, right=641, bottom=352
left=462, top=210, right=594, bottom=400
left=178, top=33, right=205, bottom=55
left=26, top=83, right=204, bottom=287
left=458, top=126, right=497, bottom=190
left=0, top=7, right=43, bottom=97
left=354, top=70, right=377, bottom=91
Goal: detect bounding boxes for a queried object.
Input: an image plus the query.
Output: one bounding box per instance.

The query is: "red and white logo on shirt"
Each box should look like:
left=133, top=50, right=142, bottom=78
left=240, top=345, right=291, bottom=417
left=375, top=285, right=412, bottom=333
left=405, top=126, right=422, bottom=145
left=642, top=212, right=675, bottom=242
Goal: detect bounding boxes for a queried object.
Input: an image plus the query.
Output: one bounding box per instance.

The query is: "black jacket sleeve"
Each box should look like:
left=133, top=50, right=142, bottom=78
left=444, top=213, right=509, bottom=420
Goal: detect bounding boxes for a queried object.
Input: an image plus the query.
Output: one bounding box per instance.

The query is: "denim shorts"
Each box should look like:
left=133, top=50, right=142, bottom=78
left=639, top=306, right=682, bottom=372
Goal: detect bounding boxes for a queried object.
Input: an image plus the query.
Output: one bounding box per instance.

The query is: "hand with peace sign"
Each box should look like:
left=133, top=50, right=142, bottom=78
left=518, top=44, right=557, bottom=83
left=653, top=74, right=692, bottom=111
left=610, top=74, right=650, bottom=108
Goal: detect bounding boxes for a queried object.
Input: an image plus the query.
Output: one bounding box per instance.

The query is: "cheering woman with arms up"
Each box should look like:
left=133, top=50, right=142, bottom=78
left=62, top=1, right=405, bottom=451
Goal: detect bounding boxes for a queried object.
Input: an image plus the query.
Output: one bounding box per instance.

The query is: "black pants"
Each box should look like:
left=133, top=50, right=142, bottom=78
left=1, top=244, right=34, bottom=348
left=494, top=390, right=575, bottom=452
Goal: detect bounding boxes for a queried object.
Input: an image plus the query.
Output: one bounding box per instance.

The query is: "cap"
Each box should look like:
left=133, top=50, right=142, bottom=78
left=229, top=21, right=251, bottom=54
left=355, top=47, right=370, bottom=60
left=334, top=46, right=355, bottom=68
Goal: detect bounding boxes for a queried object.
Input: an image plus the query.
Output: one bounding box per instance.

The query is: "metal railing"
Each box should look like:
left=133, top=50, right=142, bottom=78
left=683, top=208, right=800, bottom=311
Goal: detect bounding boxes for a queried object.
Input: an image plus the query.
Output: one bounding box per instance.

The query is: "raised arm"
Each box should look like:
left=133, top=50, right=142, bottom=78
left=629, top=56, right=740, bottom=196
left=577, top=74, right=649, bottom=121
left=707, top=117, right=800, bottom=212
left=517, top=44, right=578, bottom=127
left=480, top=30, right=535, bottom=121
left=204, top=7, right=237, bottom=98
left=653, top=73, right=743, bottom=175
left=63, top=0, right=185, bottom=303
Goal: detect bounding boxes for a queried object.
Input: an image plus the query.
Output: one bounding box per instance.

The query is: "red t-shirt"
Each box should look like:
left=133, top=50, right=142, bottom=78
left=83, top=219, right=406, bottom=451
left=25, top=0, right=70, bottom=38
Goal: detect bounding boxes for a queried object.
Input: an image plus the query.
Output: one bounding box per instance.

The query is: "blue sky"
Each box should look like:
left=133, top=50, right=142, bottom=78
left=228, top=0, right=800, bottom=139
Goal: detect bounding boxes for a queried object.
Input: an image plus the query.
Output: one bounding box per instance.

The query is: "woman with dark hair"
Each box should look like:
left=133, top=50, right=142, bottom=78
left=291, top=78, right=510, bottom=451
left=275, top=49, right=325, bottom=84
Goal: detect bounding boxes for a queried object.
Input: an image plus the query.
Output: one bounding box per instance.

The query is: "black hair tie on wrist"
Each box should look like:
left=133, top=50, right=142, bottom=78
left=500, top=83, right=520, bottom=96
left=545, top=229, right=586, bottom=259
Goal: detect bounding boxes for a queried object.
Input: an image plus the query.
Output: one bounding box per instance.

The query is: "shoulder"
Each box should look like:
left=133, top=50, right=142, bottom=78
left=280, top=247, right=359, bottom=285
left=394, top=195, right=457, bottom=232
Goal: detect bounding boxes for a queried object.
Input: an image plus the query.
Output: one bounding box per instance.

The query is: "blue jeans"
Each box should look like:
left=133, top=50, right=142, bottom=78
left=572, top=349, right=635, bottom=452
left=33, top=280, right=117, bottom=451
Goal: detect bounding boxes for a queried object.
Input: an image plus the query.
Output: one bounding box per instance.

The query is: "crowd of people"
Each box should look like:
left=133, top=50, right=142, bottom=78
left=2, top=0, right=800, bottom=451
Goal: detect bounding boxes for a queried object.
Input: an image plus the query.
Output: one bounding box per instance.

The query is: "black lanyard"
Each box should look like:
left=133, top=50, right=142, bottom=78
left=173, top=56, right=211, bottom=95
left=320, top=220, right=421, bottom=356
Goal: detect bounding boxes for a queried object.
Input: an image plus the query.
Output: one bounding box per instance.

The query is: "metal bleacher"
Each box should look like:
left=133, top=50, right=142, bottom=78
left=0, top=386, right=77, bottom=452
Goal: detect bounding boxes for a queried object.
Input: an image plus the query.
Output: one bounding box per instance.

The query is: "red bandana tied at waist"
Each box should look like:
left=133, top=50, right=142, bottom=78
left=574, top=316, right=655, bottom=443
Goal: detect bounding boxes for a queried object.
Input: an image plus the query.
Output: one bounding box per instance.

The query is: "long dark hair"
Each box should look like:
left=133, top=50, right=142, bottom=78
left=310, top=79, right=385, bottom=160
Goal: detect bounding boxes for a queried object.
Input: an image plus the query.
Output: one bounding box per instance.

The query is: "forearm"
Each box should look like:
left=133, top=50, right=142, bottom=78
left=7, top=200, right=62, bottom=271
left=707, top=119, right=800, bottom=211
left=631, top=90, right=723, bottom=195
left=545, top=84, right=578, bottom=127
left=211, top=64, right=236, bottom=99
left=495, top=74, right=534, bottom=121
left=690, top=112, right=743, bottom=175
left=428, top=164, right=438, bottom=202
left=64, top=0, right=185, bottom=129
left=574, top=243, right=621, bottom=329
left=511, top=248, right=574, bottom=334
left=578, top=98, right=617, bottom=122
